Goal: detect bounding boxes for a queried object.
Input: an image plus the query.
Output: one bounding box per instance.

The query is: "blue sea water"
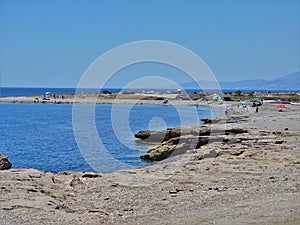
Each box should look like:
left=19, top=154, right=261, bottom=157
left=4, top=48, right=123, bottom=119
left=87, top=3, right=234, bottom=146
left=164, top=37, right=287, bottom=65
left=1, top=87, right=298, bottom=173
left=0, top=102, right=223, bottom=173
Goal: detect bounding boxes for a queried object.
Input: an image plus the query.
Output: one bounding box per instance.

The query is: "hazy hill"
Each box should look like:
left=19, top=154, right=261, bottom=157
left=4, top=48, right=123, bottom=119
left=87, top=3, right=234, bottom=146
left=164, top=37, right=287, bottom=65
left=178, top=71, right=300, bottom=91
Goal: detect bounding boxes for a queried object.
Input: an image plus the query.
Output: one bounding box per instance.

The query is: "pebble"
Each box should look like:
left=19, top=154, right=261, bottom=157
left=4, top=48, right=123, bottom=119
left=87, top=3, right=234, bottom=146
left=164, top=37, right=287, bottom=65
left=169, top=189, right=177, bottom=194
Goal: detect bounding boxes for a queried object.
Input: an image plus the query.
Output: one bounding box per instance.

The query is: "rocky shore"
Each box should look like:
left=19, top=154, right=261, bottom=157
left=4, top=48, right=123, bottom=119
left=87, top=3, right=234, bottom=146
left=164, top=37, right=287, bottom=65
left=0, top=153, right=12, bottom=170
left=1, top=103, right=299, bottom=224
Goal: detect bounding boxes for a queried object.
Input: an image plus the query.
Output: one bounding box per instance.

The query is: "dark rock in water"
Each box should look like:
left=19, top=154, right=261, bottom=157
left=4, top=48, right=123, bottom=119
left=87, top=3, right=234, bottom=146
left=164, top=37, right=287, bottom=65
left=141, top=143, right=190, bottom=161
left=134, top=126, right=211, bottom=142
left=141, top=145, right=176, bottom=161
left=0, top=153, right=12, bottom=170
left=134, top=130, right=170, bottom=142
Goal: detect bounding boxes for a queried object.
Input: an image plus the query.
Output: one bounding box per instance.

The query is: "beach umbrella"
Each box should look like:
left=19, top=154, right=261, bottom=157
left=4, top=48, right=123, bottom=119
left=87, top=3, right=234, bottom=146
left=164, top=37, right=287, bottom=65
left=277, top=104, right=287, bottom=109
left=251, top=97, right=261, bottom=102
left=212, top=95, right=219, bottom=101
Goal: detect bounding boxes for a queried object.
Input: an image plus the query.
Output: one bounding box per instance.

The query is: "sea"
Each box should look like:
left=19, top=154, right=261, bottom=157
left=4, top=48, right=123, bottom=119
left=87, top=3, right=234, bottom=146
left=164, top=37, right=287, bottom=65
left=1, top=87, right=298, bottom=173
left=0, top=87, right=227, bottom=173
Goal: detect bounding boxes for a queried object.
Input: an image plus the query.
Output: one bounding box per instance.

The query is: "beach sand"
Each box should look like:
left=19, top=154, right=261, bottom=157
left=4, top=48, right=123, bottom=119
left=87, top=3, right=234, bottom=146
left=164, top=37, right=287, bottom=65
left=0, top=93, right=239, bottom=106
left=0, top=100, right=299, bottom=224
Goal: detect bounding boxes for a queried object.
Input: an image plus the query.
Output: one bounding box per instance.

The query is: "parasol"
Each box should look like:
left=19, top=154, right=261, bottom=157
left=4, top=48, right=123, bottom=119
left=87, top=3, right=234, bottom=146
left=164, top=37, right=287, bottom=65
left=277, top=104, right=287, bottom=109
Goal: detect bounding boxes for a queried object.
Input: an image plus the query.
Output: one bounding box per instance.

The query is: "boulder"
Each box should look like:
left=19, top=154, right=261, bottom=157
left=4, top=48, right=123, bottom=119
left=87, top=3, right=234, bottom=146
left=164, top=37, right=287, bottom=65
left=200, top=149, right=218, bottom=160
left=0, top=152, right=12, bottom=170
left=134, top=130, right=170, bottom=142
left=141, top=143, right=190, bottom=161
left=141, top=144, right=177, bottom=161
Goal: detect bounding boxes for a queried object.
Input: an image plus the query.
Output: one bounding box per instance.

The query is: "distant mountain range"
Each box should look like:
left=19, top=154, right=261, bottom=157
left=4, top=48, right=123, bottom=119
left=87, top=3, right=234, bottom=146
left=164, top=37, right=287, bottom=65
left=178, top=71, right=300, bottom=91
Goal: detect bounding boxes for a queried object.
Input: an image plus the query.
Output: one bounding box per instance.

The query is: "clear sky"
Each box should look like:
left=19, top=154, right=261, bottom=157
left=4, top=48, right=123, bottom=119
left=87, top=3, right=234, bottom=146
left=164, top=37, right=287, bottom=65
left=0, top=0, right=299, bottom=88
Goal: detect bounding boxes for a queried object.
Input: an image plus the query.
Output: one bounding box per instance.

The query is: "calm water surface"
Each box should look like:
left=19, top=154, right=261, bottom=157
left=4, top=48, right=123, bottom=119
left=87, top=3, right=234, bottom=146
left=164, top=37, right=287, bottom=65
left=0, top=103, right=222, bottom=173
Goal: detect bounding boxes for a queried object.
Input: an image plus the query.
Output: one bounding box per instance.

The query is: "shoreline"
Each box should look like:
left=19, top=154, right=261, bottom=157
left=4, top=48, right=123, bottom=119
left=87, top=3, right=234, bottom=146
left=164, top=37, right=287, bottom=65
left=0, top=94, right=221, bottom=105
left=1, top=98, right=300, bottom=224
left=1, top=91, right=299, bottom=105
left=0, top=94, right=234, bottom=114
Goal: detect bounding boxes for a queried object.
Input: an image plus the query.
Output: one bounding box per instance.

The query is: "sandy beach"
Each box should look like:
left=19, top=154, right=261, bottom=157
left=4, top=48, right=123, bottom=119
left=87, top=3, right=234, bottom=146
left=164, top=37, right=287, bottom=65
left=0, top=93, right=204, bottom=106
left=0, top=98, right=299, bottom=224
left=2, top=0, right=300, bottom=223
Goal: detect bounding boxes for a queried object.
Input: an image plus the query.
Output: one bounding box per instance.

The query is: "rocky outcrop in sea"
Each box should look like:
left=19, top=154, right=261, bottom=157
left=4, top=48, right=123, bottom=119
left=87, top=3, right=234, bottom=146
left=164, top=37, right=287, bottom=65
left=136, top=116, right=288, bottom=162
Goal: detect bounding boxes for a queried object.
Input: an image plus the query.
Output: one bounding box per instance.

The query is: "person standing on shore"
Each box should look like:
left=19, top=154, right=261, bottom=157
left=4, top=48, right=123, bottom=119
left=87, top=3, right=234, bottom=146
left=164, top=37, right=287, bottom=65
left=256, top=106, right=259, bottom=113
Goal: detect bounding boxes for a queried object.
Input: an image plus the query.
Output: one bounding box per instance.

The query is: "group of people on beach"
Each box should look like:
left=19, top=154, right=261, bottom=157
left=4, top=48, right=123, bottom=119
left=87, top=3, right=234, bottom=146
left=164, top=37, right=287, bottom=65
left=226, top=103, right=260, bottom=116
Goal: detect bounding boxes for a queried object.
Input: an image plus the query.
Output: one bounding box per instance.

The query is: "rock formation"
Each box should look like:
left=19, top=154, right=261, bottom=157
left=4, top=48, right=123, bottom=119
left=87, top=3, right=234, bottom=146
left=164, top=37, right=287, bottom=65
left=134, top=124, right=247, bottom=143
left=136, top=122, right=247, bottom=161
left=137, top=119, right=286, bottom=162
left=0, top=153, right=12, bottom=170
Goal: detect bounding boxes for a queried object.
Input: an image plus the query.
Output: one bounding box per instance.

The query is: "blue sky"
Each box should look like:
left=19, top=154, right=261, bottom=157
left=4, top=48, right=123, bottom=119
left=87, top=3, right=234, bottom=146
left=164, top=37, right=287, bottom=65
left=0, top=0, right=299, bottom=88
